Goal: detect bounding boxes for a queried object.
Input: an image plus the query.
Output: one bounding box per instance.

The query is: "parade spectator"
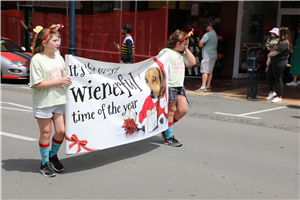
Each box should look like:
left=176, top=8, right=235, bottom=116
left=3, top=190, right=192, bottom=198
left=286, top=24, right=300, bottom=86
left=195, top=21, right=218, bottom=92
left=21, top=20, right=33, bottom=52
left=265, top=28, right=279, bottom=69
left=266, top=27, right=293, bottom=103
left=116, top=24, right=135, bottom=64
left=160, top=30, right=196, bottom=147
left=29, top=28, right=72, bottom=177
left=31, top=25, right=43, bottom=51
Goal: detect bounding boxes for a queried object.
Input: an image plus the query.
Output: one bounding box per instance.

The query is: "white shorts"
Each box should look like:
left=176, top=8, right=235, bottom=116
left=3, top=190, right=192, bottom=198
left=33, top=104, right=65, bottom=119
left=200, top=59, right=216, bottom=73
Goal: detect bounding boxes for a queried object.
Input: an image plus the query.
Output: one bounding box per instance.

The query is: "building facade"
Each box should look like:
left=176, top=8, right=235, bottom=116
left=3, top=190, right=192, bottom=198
left=2, top=1, right=299, bottom=78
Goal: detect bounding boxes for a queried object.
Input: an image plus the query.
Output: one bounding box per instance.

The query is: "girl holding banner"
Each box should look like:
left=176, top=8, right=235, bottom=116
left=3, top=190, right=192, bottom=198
left=29, top=28, right=72, bottom=177
left=160, top=30, right=196, bottom=147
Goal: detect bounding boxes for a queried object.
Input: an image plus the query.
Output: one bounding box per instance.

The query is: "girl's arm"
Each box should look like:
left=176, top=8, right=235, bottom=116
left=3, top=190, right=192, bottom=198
left=33, top=77, right=72, bottom=89
left=185, top=47, right=196, bottom=66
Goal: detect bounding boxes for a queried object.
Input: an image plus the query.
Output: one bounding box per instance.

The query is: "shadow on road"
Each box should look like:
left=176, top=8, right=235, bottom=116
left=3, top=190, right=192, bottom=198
left=287, top=105, right=300, bottom=109
left=1, top=136, right=162, bottom=174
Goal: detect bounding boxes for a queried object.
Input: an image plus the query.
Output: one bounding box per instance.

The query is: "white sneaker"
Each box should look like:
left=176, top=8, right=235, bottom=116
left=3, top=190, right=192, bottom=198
left=271, top=97, right=282, bottom=103
left=297, top=81, right=300, bottom=85
left=265, top=92, right=276, bottom=100
left=286, top=81, right=297, bottom=86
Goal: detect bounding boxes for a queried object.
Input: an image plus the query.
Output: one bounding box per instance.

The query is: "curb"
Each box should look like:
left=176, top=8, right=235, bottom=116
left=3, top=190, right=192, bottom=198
left=186, top=90, right=300, bottom=106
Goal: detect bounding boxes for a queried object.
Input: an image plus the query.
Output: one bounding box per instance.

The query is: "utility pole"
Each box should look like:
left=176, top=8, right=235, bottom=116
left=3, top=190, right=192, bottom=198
left=69, top=1, right=76, bottom=56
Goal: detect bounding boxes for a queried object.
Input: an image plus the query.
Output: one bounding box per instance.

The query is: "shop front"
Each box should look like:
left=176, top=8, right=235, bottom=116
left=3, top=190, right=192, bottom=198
left=233, top=1, right=300, bottom=79
left=2, top=1, right=299, bottom=80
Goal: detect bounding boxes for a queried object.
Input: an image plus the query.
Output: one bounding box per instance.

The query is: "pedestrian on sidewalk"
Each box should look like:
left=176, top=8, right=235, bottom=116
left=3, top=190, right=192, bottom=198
left=116, top=24, right=135, bottom=64
left=160, top=30, right=196, bottom=147
left=21, top=20, right=33, bottom=52
left=265, top=28, right=279, bottom=70
left=286, top=24, right=300, bottom=86
left=266, top=27, right=293, bottom=103
left=195, top=21, right=218, bottom=92
left=29, top=28, right=72, bottom=177
left=31, top=25, right=43, bottom=51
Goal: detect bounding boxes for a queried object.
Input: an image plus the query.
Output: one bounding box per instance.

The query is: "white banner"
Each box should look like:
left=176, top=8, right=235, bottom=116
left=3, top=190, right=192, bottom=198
left=65, top=51, right=169, bottom=154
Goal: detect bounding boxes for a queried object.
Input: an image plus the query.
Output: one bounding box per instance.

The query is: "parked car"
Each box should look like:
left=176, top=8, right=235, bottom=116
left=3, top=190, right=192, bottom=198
left=1, top=37, right=32, bottom=81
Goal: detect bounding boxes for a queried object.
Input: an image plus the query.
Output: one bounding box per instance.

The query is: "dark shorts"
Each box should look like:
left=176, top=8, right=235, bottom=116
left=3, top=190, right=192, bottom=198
left=168, top=86, right=187, bottom=102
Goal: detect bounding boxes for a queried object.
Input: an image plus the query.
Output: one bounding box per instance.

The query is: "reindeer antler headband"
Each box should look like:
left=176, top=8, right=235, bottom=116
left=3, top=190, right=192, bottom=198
left=177, top=29, right=194, bottom=43
left=43, top=24, right=64, bottom=41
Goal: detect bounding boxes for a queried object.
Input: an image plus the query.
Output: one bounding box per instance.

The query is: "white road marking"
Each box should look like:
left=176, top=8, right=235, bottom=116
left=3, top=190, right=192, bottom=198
left=237, top=106, right=287, bottom=116
left=0, top=107, right=32, bottom=112
left=1, top=101, right=32, bottom=109
left=1, top=132, right=37, bottom=141
left=214, top=106, right=287, bottom=119
left=214, top=112, right=261, bottom=119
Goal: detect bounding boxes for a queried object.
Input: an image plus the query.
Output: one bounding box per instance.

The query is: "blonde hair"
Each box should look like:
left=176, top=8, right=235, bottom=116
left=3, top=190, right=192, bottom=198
left=160, top=30, right=187, bottom=51
left=274, top=27, right=293, bottom=53
left=32, top=28, right=59, bottom=56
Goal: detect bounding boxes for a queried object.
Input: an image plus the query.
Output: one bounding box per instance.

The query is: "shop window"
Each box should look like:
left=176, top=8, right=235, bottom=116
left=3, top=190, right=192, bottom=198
left=281, top=1, right=300, bottom=8
left=239, top=1, right=279, bottom=73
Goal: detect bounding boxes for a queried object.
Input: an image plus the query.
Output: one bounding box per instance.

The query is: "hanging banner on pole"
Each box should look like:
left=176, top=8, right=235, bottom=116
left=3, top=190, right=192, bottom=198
left=64, top=51, right=169, bottom=154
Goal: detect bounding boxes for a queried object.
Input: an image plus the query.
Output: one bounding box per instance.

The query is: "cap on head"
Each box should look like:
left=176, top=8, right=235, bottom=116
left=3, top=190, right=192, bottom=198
left=269, top=27, right=279, bottom=36
left=204, top=21, right=215, bottom=28
left=33, top=26, right=43, bottom=34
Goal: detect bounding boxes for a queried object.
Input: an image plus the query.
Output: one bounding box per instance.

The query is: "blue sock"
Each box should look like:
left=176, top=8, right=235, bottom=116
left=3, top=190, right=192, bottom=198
left=39, top=142, right=50, bottom=165
left=49, top=137, right=63, bottom=158
left=165, top=122, right=174, bottom=139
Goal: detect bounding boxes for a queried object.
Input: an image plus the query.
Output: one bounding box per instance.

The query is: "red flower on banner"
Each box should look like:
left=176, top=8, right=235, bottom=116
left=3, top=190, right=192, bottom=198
left=65, top=134, right=99, bottom=153
left=121, top=118, right=138, bottom=135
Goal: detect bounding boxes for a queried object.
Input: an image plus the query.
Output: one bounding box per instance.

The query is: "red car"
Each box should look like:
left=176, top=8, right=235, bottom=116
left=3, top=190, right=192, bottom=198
left=1, top=37, right=32, bottom=81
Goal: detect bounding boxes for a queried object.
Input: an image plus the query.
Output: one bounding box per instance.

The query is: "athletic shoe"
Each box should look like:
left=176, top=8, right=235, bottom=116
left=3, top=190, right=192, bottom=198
left=39, top=162, right=56, bottom=177
left=161, top=132, right=182, bottom=147
left=49, top=154, right=64, bottom=172
left=297, top=81, right=300, bottom=85
left=196, top=84, right=212, bottom=89
left=271, top=97, right=282, bottom=103
left=265, top=92, right=276, bottom=100
left=195, top=87, right=208, bottom=93
left=286, top=82, right=297, bottom=86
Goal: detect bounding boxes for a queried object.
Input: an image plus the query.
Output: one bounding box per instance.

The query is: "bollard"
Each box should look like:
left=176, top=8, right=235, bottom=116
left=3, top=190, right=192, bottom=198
left=246, top=57, right=258, bottom=99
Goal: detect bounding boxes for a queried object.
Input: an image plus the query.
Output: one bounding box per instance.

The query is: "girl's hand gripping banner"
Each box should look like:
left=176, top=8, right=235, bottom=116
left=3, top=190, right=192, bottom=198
left=65, top=51, right=169, bottom=154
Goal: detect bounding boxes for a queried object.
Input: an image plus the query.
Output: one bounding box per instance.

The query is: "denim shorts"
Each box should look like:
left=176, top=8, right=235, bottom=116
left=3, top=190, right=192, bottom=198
left=168, top=86, right=187, bottom=102
left=33, top=104, right=65, bottom=119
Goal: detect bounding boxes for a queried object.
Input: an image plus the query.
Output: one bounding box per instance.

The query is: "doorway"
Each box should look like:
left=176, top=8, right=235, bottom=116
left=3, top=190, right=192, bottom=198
left=279, top=14, right=300, bottom=43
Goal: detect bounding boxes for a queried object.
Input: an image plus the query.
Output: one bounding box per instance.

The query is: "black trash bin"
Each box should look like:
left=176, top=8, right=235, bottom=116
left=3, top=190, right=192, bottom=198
left=247, top=57, right=258, bottom=99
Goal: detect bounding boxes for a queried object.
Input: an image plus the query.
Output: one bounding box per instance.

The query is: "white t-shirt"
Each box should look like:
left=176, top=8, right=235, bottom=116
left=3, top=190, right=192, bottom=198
left=159, top=49, right=188, bottom=87
left=29, top=53, right=66, bottom=108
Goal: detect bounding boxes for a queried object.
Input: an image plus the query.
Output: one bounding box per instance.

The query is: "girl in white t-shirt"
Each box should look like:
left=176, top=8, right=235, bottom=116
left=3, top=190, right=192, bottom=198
left=160, top=30, right=196, bottom=147
left=29, top=28, right=72, bottom=177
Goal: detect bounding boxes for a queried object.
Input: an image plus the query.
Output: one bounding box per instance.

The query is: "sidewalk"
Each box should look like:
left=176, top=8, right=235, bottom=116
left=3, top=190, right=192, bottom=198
left=184, top=77, right=300, bottom=106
